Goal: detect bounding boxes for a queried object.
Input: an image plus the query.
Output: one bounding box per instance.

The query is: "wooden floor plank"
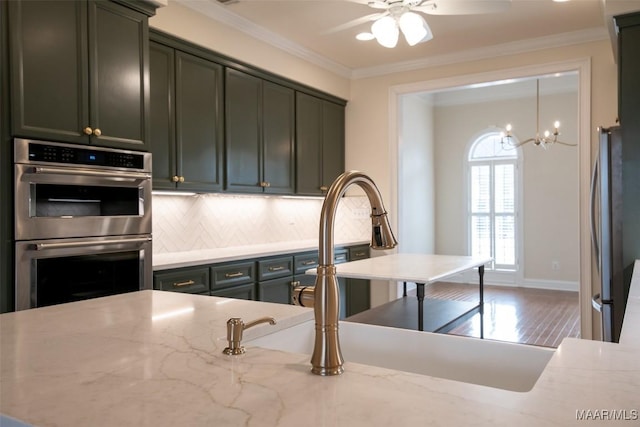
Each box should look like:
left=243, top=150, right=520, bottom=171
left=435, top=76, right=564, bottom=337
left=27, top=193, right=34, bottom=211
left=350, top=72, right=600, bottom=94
left=348, top=282, right=580, bottom=348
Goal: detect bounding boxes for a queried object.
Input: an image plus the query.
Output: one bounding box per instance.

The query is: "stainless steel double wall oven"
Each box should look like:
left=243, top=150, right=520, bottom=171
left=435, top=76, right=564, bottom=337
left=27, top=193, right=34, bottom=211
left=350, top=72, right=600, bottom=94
left=14, top=138, right=152, bottom=310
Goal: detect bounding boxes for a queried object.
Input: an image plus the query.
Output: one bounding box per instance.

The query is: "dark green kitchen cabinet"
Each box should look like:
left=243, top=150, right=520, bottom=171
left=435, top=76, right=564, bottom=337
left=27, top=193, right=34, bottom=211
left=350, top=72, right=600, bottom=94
left=295, top=92, right=345, bottom=196
left=150, top=40, right=224, bottom=192
left=9, top=0, right=151, bottom=150
left=225, top=68, right=294, bottom=194
left=257, top=256, right=294, bottom=304
left=1, top=0, right=12, bottom=313
left=345, top=245, right=371, bottom=317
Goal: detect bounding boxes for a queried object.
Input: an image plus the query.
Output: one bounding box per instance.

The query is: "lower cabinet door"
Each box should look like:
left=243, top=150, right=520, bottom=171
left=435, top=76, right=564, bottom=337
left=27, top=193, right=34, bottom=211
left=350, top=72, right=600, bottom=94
left=211, top=283, right=255, bottom=300
left=258, top=276, right=293, bottom=304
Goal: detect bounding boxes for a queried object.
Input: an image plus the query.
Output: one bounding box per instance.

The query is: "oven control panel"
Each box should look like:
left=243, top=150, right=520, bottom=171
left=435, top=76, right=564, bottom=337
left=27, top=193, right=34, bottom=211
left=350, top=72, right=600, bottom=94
left=27, top=143, right=145, bottom=169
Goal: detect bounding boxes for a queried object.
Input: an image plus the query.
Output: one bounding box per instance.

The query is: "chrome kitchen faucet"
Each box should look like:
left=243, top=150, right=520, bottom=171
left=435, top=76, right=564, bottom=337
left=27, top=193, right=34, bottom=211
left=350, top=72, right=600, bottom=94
left=292, top=171, right=397, bottom=375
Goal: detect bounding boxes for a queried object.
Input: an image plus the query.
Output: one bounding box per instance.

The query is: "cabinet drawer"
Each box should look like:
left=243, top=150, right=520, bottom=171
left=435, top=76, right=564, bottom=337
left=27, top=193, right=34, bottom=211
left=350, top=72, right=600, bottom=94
left=334, top=249, right=348, bottom=264
left=294, top=252, right=318, bottom=274
left=211, top=261, right=255, bottom=289
left=349, top=245, right=370, bottom=261
left=154, top=267, right=210, bottom=294
left=258, top=256, right=293, bottom=281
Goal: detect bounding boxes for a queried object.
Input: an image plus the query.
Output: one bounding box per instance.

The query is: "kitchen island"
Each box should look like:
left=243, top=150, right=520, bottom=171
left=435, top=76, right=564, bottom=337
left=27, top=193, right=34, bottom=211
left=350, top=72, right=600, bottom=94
left=2, top=262, right=640, bottom=426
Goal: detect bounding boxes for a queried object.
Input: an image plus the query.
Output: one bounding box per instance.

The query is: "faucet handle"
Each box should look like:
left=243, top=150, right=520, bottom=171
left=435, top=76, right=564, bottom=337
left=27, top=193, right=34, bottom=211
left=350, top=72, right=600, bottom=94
left=222, top=316, right=276, bottom=356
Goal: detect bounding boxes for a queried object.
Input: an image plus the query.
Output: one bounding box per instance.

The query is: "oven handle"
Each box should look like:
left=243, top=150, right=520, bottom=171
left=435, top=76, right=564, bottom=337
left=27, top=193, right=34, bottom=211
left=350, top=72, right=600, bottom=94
left=35, top=236, right=152, bottom=251
left=31, top=166, right=151, bottom=181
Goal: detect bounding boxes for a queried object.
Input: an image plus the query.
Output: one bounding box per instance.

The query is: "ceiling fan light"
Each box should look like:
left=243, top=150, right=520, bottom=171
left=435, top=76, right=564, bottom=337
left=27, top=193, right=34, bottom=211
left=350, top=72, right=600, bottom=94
left=356, top=32, right=375, bottom=41
left=399, top=12, right=431, bottom=46
left=371, top=16, right=399, bottom=48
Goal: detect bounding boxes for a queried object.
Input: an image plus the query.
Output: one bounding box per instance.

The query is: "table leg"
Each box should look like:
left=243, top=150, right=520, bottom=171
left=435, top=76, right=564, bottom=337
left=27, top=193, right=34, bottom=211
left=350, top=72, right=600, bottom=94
left=416, top=283, right=425, bottom=331
left=478, top=265, right=485, bottom=339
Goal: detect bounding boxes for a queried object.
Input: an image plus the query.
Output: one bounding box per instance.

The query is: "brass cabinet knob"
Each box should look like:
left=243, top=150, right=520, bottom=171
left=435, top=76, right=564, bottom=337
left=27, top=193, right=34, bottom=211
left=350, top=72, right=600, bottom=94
left=179, top=176, right=185, bottom=183
left=93, top=128, right=101, bottom=137
left=171, top=176, right=180, bottom=183
left=83, top=127, right=93, bottom=135
left=259, top=181, right=271, bottom=188
left=320, top=186, right=329, bottom=192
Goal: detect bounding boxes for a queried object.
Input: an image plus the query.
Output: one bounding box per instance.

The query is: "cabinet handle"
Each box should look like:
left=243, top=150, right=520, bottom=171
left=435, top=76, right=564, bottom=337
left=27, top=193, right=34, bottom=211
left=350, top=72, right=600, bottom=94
left=335, top=256, right=346, bottom=261
left=173, top=280, right=195, bottom=288
left=83, top=127, right=93, bottom=135
left=179, top=176, right=185, bottom=183
left=290, top=280, right=301, bottom=287
left=260, top=181, right=271, bottom=188
left=268, top=266, right=285, bottom=272
left=355, top=252, right=366, bottom=257
left=93, top=128, right=102, bottom=137
left=172, top=176, right=180, bottom=183
left=319, top=186, right=328, bottom=192
left=225, top=272, right=244, bottom=278
left=301, top=260, right=317, bottom=266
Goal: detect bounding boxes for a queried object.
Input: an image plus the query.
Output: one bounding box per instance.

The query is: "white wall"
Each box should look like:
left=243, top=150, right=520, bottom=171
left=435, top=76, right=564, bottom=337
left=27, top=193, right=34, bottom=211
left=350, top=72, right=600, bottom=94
left=398, top=94, right=436, bottom=254
left=433, top=87, right=580, bottom=286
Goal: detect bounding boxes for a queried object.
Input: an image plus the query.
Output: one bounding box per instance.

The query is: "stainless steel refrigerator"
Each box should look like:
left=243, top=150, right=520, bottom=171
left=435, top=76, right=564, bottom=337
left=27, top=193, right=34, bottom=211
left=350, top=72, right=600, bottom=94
left=591, top=126, right=640, bottom=342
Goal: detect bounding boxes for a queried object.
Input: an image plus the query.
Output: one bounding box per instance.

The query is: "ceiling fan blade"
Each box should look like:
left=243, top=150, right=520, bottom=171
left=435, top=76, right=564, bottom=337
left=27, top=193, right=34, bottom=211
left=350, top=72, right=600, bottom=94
left=322, top=11, right=387, bottom=34
left=415, top=0, right=511, bottom=15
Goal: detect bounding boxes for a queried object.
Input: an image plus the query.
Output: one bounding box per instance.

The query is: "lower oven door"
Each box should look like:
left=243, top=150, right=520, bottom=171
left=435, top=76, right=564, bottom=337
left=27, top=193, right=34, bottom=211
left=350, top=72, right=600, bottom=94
left=15, top=235, right=152, bottom=310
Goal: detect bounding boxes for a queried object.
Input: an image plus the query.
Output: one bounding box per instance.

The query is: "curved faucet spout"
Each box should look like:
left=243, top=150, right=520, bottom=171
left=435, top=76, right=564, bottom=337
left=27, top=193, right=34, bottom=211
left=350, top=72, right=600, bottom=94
left=305, top=171, right=397, bottom=376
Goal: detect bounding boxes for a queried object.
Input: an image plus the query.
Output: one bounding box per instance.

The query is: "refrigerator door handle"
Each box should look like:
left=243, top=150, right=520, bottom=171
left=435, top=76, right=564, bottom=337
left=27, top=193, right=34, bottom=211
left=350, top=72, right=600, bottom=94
left=590, top=155, right=600, bottom=272
left=592, top=293, right=603, bottom=312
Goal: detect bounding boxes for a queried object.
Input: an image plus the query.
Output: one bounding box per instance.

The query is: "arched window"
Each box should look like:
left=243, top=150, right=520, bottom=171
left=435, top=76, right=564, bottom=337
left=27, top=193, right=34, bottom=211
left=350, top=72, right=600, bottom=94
left=468, top=130, right=518, bottom=271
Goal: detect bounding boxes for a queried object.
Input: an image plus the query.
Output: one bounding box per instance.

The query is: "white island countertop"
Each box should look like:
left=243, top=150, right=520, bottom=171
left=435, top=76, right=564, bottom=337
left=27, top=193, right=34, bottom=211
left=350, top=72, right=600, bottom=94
left=2, top=262, right=640, bottom=426
left=308, top=253, right=492, bottom=283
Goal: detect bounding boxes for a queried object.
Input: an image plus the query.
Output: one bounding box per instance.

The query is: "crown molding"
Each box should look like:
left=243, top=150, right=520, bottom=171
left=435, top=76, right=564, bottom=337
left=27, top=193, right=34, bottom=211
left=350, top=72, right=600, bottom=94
left=175, top=0, right=608, bottom=82
left=175, top=0, right=353, bottom=78
left=351, top=27, right=608, bottom=79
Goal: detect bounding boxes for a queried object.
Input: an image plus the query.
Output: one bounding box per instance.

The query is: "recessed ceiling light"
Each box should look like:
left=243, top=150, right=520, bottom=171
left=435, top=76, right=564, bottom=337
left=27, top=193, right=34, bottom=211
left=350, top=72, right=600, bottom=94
left=356, top=32, right=375, bottom=41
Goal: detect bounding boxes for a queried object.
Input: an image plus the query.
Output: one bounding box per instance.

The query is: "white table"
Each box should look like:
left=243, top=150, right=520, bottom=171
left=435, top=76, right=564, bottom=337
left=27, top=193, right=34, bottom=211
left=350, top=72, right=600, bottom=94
left=310, top=253, right=492, bottom=332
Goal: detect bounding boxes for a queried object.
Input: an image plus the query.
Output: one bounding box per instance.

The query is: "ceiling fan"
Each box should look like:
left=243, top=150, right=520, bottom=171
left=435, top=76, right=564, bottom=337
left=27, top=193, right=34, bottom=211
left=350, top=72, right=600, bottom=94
left=218, top=0, right=512, bottom=49
left=349, top=0, right=512, bottom=48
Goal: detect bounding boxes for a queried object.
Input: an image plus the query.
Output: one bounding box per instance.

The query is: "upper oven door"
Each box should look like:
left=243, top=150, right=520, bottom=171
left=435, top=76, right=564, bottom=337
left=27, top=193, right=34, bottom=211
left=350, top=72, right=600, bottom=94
left=15, top=163, right=152, bottom=240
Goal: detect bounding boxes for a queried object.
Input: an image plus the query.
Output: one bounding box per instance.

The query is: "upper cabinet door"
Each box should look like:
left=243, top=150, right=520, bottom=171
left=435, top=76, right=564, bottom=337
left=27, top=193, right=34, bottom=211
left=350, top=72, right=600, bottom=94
left=9, top=0, right=89, bottom=143
left=9, top=0, right=149, bottom=150
left=149, top=41, right=177, bottom=190
left=88, top=0, right=149, bottom=149
left=225, top=68, right=262, bottom=193
left=175, top=51, right=224, bottom=192
left=322, top=100, right=345, bottom=189
left=295, top=92, right=323, bottom=195
left=262, top=81, right=294, bottom=194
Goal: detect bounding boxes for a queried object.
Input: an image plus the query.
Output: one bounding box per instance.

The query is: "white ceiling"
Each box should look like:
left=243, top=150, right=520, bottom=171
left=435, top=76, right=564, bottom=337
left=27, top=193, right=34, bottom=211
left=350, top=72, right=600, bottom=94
left=178, top=0, right=612, bottom=77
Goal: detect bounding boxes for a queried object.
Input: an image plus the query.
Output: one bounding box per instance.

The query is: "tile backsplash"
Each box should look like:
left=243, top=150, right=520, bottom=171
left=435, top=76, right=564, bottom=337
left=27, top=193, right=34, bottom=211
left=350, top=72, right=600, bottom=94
left=152, top=193, right=371, bottom=253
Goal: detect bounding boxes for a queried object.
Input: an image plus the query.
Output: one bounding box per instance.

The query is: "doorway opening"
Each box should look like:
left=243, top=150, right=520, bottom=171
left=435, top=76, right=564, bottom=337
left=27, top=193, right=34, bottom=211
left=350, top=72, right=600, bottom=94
left=390, top=59, right=591, bottom=342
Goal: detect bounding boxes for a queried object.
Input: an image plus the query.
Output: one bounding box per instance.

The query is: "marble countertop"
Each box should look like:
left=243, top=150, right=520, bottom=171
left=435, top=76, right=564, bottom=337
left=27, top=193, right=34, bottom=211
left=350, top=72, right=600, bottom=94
left=2, top=262, right=640, bottom=426
left=153, top=239, right=369, bottom=270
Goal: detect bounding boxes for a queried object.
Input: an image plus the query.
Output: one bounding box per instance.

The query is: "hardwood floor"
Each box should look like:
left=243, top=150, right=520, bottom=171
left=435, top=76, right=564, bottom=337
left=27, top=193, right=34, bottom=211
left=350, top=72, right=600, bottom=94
left=348, top=282, right=581, bottom=348
left=426, top=282, right=580, bottom=347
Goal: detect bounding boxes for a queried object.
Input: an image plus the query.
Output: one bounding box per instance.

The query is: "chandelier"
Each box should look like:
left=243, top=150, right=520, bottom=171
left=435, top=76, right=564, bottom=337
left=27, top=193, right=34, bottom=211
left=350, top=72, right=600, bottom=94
left=358, top=3, right=433, bottom=48
left=501, top=79, right=577, bottom=149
